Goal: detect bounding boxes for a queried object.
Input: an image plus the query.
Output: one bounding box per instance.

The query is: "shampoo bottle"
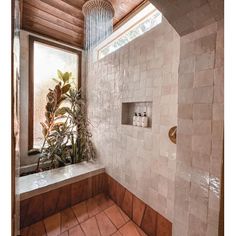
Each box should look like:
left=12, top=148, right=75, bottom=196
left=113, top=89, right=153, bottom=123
left=142, top=112, right=148, bottom=128
left=133, top=113, right=137, bottom=126
left=137, top=113, right=142, bottom=127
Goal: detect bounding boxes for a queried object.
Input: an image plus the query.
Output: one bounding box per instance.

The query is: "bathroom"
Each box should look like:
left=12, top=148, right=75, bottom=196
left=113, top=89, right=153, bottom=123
left=9, top=0, right=224, bottom=235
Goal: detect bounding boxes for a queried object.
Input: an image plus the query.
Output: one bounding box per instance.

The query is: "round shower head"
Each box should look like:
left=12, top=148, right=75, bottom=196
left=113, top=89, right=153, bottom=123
left=82, top=0, right=115, bottom=17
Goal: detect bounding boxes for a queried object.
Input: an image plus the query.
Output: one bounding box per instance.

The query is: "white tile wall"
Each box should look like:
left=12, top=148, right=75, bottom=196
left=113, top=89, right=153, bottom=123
left=86, top=18, right=180, bottom=222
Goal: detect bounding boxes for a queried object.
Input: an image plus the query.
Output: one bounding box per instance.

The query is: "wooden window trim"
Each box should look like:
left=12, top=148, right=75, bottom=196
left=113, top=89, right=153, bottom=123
left=28, top=35, right=82, bottom=150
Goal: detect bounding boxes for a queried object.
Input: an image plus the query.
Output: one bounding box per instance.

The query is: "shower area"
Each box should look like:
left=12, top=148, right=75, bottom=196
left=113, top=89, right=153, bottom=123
left=13, top=0, right=224, bottom=236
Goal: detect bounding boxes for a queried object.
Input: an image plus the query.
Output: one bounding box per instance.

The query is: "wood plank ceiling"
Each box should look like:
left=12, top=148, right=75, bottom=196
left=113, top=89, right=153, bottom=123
left=21, top=0, right=146, bottom=48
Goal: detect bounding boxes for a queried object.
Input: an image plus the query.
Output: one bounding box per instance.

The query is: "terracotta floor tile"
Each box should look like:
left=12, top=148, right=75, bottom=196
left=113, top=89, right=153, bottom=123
left=118, top=207, right=130, bottom=223
left=96, top=212, right=117, bottom=236
left=69, top=225, right=85, bottom=236
left=61, top=208, right=78, bottom=233
left=136, top=226, right=148, bottom=236
left=104, top=205, right=127, bottom=229
left=86, top=197, right=102, bottom=217
left=44, top=213, right=61, bottom=236
left=21, top=194, right=150, bottom=236
left=80, top=217, right=101, bottom=236
left=93, top=193, right=115, bottom=211
left=119, top=221, right=141, bottom=236
left=72, top=201, right=89, bottom=223
left=60, top=232, right=69, bottom=236
left=27, top=221, right=46, bottom=236
left=112, top=231, right=122, bottom=236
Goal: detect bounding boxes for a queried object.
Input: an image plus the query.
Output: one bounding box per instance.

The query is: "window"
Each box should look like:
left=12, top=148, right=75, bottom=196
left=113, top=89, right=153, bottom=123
left=96, top=3, right=162, bottom=60
left=28, top=36, right=81, bottom=150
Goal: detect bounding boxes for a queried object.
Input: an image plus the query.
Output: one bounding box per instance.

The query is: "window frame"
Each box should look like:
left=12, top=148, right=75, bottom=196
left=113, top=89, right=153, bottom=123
left=28, top=35, right=82, bottom=151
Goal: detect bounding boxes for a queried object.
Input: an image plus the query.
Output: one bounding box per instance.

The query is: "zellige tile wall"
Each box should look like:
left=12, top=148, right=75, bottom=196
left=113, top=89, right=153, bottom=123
left=86, top=17, right=180, bottom=223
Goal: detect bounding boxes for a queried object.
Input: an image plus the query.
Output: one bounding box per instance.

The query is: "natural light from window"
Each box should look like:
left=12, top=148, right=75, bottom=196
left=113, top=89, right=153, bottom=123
left=33, top=42, right=78, bottom=148
left=96, top=3, right=162, bottom=60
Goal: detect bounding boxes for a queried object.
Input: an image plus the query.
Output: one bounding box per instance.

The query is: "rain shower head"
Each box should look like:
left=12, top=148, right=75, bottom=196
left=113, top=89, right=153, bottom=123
left=82, top=0, right=115, bottom=51
left=82, top=0, right=115, bottom=17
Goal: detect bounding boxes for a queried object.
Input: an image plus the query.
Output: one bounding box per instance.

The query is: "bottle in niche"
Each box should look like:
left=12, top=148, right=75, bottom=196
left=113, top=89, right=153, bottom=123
left=142, top=112, right=148, bottom=128
left=133, top=113, right=137, bottom=126
left=137, top=113, right=142, bottom=127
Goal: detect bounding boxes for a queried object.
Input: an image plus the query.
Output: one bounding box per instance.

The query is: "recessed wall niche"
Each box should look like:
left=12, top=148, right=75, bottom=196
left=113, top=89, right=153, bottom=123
left=121, top=101, right=152, bottom=127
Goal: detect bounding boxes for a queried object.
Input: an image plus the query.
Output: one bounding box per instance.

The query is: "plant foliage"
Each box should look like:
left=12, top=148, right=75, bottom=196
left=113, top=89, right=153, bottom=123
left=37, top=70, right=95, bottom=170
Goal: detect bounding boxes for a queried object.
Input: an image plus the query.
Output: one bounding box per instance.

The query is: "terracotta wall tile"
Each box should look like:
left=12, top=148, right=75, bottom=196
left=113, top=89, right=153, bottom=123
left=121, top=190, right=133, bottom=219
left=43, top=189, right=59, bottom=217
left=132, top=196, right=146, bottom=227
left=92, top=173, right=106, bottom=196
left=156, top=213, right=172, bottom=236
left=43, top=185, right=71, bottom=217
left=22, top=185, right=71, bottom=228
left=115, top=182, right=126, bottom=207
left=93, top=193, right=114, bottom=211
left=141, top=206, right=157, bottom=236
left=24, top=195, right=44, bottom=227
left=103, top=173, right=109, bottom=195
left=71, top=178, right=92, bottom=205
left=56, top=185, right=71, bottom=212
left=20, top=198, right=29, bottom=228
left=107, top=176, right=117, bottom=202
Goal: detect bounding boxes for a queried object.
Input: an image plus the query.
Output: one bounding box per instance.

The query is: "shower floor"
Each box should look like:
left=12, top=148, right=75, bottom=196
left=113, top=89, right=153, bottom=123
left=20, top=193, right=147, bottom=236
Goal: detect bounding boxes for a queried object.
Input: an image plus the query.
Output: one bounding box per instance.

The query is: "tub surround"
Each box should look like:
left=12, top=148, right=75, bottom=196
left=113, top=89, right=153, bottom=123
left=18, top=162, right=105, bottom=200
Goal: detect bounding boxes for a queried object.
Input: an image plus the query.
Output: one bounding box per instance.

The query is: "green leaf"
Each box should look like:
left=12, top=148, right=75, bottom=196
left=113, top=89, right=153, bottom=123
left=62, top=84, right=71, bottom=94
left=52, top=78, right=60, bottom=83
left=62, top=72, right=70, bottom=83
left=64, top=107, right=74, bottom=116
left=57, top=70, right=64, bottom=80
left=55, top=107, right=67, bottom=117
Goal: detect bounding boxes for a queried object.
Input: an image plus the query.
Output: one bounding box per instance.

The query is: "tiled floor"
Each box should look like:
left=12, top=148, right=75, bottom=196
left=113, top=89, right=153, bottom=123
left=21, top=193, right=147, bottom=236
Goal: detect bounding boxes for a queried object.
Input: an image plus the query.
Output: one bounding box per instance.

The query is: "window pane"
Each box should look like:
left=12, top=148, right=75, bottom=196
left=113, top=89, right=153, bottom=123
left=33, top=42, right=78, bottom=148
left=98, top=5, right=162, bottom=59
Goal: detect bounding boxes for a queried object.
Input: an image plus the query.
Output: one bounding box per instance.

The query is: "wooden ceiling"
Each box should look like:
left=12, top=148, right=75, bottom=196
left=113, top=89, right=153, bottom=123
left=21, top=0, right=146, bottom=48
